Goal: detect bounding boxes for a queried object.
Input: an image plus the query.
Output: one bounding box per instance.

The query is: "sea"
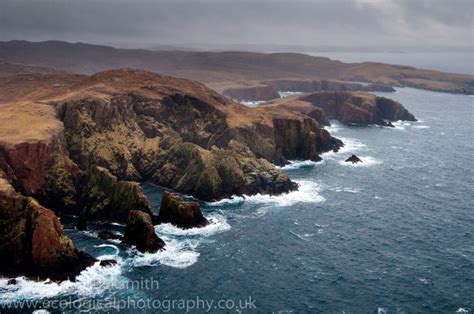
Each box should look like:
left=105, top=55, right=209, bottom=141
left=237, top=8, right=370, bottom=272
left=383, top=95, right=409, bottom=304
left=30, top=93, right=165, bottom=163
left=0, top=87, right=473, bottom=313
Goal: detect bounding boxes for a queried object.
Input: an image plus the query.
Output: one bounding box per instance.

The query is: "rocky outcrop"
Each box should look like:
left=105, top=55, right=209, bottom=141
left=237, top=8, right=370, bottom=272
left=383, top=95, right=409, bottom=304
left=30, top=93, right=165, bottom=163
left=78, top=166, right=151, bottom=224
left=123, top=210, right=165, bottom=253
left=157, top=191, right=208, bottom=229
left=0, top=178, right=95, bottom=281
left=376, top=97, right=416, bottom=121
left=272, top=92, right=417, bottom=126
left=345, top=155, right=362, bottom=163
left=220, top=79, right=395, bottom=103
left=223, top=85, right=280, bottom=101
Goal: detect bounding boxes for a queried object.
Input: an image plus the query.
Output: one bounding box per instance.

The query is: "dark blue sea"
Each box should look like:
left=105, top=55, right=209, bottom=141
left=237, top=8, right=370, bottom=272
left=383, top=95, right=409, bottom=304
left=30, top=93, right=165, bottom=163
left=1, top=87, right=473, bottom=313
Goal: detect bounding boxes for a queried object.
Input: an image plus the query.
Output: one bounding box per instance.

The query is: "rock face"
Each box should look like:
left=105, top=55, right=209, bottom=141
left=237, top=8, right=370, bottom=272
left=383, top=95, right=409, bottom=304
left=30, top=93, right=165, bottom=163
left=78, top=166, right=151, bottom=224
left=157, top=191, right=208, bottom=229
left=264, top=92, right=416, bottom=127
left=222, top=85, right=280, bottom=101
left=345, top=155, right=362, bottom=163
left=123, top=210, right=165, bottom=253
left=300, top=92, right=416, bottom=126
left=0, top=178, right=95, bottom=281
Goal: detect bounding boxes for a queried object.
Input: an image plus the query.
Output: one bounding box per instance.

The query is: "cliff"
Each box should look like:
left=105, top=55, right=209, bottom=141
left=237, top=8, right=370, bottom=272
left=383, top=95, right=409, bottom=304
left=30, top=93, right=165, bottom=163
left=215, top=79, right=395, bottom=102
left=263, top=91, right=416, bottom=126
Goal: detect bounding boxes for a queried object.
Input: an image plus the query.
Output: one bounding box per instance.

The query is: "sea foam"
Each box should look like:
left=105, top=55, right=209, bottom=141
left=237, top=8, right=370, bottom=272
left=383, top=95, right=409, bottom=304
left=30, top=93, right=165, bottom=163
left=206, top=179, right=325, bottom=208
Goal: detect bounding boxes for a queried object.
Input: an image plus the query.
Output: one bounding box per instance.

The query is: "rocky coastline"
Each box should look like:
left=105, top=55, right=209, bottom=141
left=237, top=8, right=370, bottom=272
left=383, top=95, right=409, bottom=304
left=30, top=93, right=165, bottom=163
left=0, top=68, right=415, bottom=282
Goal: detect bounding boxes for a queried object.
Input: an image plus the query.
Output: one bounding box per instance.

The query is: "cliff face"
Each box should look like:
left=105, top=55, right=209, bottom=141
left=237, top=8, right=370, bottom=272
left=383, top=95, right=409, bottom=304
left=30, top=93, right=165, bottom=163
left=264, top=91, right=416, bottom=127
left=0, top=175, right=95, bottom=281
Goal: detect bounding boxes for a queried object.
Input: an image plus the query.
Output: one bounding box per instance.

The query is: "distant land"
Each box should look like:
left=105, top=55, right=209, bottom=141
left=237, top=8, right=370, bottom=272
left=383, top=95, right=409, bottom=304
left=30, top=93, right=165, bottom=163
left=0, top=40, right=472, bottom=95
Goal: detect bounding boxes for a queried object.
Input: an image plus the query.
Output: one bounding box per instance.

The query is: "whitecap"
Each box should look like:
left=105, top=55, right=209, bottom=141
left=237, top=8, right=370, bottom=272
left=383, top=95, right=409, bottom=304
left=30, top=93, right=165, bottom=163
left=129, top=237, right=199, bottom=269
left=278, top=91, right=303, bottom=98
left=412, top=125, right=430, bottom=129
left=0, top=257, right=124, bottom=302
left=323, top=120, right=343, bottom=133
left=278, top=159, right=323, bottom=170
left=240, top=100, right=265, bottom=107
left=456, top=308, right=469, bottom=314
left=155, top=214, right=231, bottom=237
left=391, top=120, right=412, bottom=130
left=206, top=180, right=325, bottom=207
left=338, top=156, right=383, bottom=167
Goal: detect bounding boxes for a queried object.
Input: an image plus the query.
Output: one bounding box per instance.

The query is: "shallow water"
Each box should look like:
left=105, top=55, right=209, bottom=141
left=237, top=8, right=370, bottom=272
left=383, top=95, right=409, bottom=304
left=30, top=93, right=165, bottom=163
left=1, top=87, right=473, bottom=313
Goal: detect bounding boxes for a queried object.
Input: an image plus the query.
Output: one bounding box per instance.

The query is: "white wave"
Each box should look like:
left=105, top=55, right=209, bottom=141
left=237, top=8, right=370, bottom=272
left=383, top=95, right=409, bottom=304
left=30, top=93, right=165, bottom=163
left=278, top=91, right=303, bottom=98
left=240, top=100, right=265, bottom=107
left=456, top=309, right=469, bottom=314
left=155, top=214, right=231, bottom=237
left=412, top=125, right=430, bottom=129
left=0, top=250, right=123, bottom=302
left=329, top=186, right=359, bottom=193
left=391, top=120, right=412, bottom=130
left=206, top=179, right=325, bottom=208
left=278, top=159, right=323, bottom=170
left=338, top=156, right=383, bottom=167
left=323, top=120, right=343, bottom=133
left=129, top=237, right=199, bottom=269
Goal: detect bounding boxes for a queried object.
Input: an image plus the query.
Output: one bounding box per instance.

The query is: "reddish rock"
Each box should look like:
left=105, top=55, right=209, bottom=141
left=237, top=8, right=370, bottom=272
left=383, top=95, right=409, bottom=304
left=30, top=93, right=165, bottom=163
left=0, top=185, right=95, bottom=281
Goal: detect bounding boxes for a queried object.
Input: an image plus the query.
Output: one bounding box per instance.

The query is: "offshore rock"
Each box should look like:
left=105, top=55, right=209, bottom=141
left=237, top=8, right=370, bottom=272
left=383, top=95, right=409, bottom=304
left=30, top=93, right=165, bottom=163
left=123, top=210, right=165, bottom=253
left=157, top=191, right=208, bottom=229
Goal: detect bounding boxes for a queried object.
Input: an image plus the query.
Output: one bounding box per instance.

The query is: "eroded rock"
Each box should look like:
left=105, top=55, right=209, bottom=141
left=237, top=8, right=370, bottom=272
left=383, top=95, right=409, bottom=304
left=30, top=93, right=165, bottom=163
left=123, top=210, right=164, bottom=253
left=157, top=191, right=208, bottom=229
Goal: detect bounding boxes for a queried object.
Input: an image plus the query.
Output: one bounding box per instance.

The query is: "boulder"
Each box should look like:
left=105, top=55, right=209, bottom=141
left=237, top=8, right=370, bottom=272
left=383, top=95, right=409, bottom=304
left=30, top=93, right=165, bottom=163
left=345, top=155, right=362, bottom=164
left=123, top=210, right=165, bottom=253
left=157, top=191, right=208, bottom=229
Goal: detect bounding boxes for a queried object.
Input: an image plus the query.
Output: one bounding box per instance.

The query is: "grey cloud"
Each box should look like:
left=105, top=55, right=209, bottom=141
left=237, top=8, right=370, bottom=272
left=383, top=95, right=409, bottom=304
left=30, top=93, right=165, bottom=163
left=0, top=0, right=471, bottom=49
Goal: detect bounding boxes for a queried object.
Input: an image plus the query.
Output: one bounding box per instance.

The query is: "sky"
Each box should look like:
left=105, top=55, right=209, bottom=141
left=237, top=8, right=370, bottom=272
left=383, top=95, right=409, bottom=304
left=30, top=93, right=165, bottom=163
left=0, top=0, right=472, bottom=50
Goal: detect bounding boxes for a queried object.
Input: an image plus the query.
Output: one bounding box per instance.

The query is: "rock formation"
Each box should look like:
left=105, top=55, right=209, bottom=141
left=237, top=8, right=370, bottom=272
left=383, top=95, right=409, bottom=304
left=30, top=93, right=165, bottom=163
left=157, top=191, right=208, bottom=229
left=263, top=91, right=416, bottom=127
left=78, top=166, right=151, bottom=224
left=123, top=210, right=165, bottom=253
left=345, top=155, right=362, bottom=163
left=0, top=176, right=95, bottom=281
left=0, top=69, right=386, bottom=280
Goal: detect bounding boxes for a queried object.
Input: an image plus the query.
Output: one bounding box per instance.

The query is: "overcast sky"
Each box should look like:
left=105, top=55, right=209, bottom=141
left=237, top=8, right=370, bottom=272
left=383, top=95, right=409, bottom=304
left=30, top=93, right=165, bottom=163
left=0, top=0, right=472, bottom=50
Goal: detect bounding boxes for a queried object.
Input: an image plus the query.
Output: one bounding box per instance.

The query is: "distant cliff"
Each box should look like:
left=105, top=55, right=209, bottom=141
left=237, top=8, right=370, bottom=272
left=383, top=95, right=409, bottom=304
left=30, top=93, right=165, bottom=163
left=262, top=91, right=416, bottom=126
left=0, top=41, right=472, bottom=95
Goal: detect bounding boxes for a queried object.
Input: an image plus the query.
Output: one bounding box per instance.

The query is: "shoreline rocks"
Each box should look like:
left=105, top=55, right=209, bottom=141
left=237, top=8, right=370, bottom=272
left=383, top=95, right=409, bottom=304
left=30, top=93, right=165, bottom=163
left=157, top=191, right=208, bottom=229
left=345, top=155, right=362, bottom=164
left=123, top=210, right=165, bottom=253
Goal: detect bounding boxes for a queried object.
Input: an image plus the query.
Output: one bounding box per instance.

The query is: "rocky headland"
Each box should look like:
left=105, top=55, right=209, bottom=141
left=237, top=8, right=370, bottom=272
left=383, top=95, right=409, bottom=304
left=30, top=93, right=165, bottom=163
left=262, top=91, right=416, bottom=126
left=0, top=68, right=349, bottom=280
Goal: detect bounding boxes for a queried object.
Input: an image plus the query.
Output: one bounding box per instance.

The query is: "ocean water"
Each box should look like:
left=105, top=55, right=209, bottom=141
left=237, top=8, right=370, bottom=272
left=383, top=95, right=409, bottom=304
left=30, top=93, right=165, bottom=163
left=0, top=87, right=473, bottom=313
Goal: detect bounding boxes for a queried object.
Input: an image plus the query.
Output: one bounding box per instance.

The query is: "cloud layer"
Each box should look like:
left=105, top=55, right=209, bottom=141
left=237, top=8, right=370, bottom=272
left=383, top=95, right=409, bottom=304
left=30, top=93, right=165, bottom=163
left=0, top=0, right=472, bottom=49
